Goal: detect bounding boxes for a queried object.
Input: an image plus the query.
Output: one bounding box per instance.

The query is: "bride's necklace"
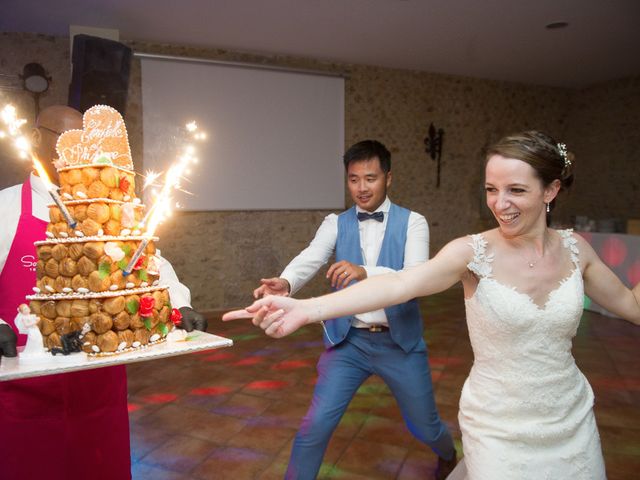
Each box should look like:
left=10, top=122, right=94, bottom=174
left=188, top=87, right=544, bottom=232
left=520, top=247, right=545, bottom=268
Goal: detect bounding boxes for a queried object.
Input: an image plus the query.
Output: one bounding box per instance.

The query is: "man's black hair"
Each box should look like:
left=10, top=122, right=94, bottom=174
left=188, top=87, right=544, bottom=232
left=343, top=140, right=391, bottom=173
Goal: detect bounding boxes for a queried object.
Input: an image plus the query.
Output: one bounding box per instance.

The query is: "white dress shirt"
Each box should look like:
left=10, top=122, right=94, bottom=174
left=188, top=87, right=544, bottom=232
left=0, top=174, right=192, bottom=309
left=281, top=197, right=429, bottom=326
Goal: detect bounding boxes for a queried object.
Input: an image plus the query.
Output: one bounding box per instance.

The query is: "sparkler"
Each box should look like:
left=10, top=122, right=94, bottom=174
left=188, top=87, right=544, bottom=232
left=1, top=103, right=76, bottom=228
left=32, top=155, right=77, bottom=228
left=123, top=121, right=204, bottom=276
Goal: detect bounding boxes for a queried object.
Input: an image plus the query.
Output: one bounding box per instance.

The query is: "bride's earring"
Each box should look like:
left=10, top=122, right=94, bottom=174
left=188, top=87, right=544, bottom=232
left=546, top=203, right=550, bottom=213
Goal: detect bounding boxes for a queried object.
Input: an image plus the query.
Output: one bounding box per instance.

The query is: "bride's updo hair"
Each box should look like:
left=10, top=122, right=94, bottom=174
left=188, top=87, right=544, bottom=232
left=486, top=131, right=574, bottom=211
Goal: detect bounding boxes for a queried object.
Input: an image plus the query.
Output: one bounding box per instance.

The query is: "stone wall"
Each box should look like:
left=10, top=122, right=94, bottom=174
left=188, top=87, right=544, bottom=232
left=1, top=32, right=637, bottom=310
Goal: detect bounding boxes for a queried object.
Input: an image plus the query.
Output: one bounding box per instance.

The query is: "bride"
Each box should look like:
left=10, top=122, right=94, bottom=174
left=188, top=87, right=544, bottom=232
left=223, top=131, right=640, bottom=479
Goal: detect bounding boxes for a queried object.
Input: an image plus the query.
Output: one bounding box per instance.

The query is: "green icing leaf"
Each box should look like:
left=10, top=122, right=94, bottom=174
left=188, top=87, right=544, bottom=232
left=94, top=155, right=113, bottom=165
left=143, top=318, right=152, bottom=331
left=138, top=269, right=148, bottom=282
left=126, top=299, right=139, bottom=314
left=117, top=259, right=128, bottom=271
left=122, top=244, right=132, bottom=256
left=115, top=173, right=120, bottom=188
left=98, top=262, right=111, bottom=279
left=159, top=323, right=168, bottom=336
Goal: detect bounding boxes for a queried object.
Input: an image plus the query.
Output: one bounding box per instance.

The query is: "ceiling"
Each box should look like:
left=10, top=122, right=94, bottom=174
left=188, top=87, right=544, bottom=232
left=2, top=0, right=639, bottom=88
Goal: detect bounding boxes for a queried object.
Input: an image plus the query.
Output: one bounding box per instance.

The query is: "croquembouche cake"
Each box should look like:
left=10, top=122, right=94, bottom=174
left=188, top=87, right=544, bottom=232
left=25, top=105, right=179, bottom=355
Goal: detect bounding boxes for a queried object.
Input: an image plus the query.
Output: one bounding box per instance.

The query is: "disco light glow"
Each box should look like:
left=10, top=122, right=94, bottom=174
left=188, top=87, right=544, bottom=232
left=245, top=380, right=289, bottom=390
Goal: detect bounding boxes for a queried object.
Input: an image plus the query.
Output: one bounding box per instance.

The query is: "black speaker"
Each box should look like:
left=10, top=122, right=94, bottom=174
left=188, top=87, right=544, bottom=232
left=68, top=35, right=132, bottom=116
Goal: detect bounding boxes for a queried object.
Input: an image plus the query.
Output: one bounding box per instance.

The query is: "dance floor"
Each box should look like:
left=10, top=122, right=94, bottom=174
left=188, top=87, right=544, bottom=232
left=128, top=288, right=640, bottom=479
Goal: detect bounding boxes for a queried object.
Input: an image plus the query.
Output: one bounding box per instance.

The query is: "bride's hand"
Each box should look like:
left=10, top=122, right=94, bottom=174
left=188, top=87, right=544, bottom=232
left=222, top=295, right=310, bottom=338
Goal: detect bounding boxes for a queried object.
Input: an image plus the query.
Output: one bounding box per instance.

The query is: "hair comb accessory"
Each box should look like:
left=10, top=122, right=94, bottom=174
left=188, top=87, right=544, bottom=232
left=557, top=143, right=570, bottom=169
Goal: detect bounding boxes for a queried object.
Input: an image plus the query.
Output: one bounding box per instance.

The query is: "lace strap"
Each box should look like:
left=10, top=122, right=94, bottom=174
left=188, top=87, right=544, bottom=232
left=467, top=234, right=494, bottom=278
left=558, top=229, right=580, bottom=267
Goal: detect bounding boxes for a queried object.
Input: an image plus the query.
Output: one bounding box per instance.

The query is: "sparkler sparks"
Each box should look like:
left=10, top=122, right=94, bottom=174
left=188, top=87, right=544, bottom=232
left=124, top=120, right=206, bottom=276
left=1, top=103, right=76, bottom=227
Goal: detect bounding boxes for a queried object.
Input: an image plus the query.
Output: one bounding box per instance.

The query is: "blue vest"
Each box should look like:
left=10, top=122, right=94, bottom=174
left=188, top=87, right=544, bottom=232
left=321, top=203, right=424, bottom=352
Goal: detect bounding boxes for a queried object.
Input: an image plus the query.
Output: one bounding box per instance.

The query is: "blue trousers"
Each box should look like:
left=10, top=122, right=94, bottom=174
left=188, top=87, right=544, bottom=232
left=285, top=328, right=454, bottom=479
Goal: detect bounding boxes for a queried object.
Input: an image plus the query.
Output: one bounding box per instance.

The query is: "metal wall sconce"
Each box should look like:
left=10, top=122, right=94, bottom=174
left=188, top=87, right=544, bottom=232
left=424, top=123, right=444, bottom=187
left=21, top=63, right=51, bottom=116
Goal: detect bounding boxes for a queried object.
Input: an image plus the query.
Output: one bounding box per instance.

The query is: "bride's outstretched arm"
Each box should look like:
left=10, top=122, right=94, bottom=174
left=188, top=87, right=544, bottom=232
left=223, top=237, right=472, bottom=337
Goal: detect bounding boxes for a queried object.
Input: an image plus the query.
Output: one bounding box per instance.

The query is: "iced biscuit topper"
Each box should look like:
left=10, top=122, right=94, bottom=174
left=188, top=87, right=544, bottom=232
left=56, top=105, right=134, bottom=171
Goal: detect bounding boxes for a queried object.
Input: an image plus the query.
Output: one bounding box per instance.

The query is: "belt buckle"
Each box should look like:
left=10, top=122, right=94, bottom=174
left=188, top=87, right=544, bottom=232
left=368, top=325, right=384, bottom=333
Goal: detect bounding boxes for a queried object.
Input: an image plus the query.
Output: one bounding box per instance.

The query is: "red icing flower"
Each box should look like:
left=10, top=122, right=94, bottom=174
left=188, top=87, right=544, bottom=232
left=170, top=308, right=182, bottom=327
left=139, top=295, right=155, bottom=317
left=134, top=254, right=146, bottom=270
left=119, top=177, right=130, bottom=193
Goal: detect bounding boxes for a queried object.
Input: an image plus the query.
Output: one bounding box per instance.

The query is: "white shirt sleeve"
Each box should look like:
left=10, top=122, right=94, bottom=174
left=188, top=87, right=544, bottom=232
left=155, top=249, right=192, bottom=309
left=281, top=214, right=338, bottom=295
left=362, top=211, right=429, bottom=277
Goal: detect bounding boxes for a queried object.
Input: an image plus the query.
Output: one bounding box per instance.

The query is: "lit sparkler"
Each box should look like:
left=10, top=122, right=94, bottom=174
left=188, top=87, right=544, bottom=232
left=1, top=103, right=76, bottom=227
left=123, top=121, right=205, bottom=276
left=32, top=155, right=77, bottom=228
left=1, top=104, right=30, bottom=160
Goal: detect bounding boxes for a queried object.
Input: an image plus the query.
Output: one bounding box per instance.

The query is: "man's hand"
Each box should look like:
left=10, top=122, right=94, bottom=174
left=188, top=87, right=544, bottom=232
left=178, top=307, right=208, bottom=332
left=326, top=261, right=367, bottom=290
left=0, top=323, right=18, bottom=358
left=253, top=277, right=290, bottom=299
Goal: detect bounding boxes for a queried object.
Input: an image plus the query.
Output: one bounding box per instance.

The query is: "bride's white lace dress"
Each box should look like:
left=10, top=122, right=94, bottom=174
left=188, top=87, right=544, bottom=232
left=449, top=230, right=606, bottom=479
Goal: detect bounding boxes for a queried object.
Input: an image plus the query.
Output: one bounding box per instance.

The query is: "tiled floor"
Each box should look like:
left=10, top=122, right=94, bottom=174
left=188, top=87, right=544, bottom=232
left=128, top=289, right=640, bottom=479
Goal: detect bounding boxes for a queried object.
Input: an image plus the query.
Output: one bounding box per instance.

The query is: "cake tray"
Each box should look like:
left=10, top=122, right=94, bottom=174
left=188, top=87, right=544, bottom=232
left=0, top=331, right=233, bottom=381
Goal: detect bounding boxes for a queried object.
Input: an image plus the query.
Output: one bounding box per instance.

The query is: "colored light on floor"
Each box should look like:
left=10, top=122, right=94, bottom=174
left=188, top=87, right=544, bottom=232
left=271, top=359, right=313, bottom=370
left=190, top=386, right=232, bottom=396
left=429, top=356, right=465, bottom=367
left=233, top=356, right=264, bottom=366
left=246, top=380, right=289, bottom=390
left=201, top=351, right=235, bottom=362
left=232, top=333, right=261, bottom=341
left=142, top=393, right=179, bottom=404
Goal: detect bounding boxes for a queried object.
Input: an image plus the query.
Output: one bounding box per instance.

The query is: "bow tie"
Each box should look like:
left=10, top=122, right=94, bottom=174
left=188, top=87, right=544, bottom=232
left=357, top=211, right=384, bottom=222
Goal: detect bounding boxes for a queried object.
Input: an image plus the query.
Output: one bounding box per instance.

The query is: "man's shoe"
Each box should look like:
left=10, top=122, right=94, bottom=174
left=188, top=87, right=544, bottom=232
left=435, top=450, right=457, bottom=480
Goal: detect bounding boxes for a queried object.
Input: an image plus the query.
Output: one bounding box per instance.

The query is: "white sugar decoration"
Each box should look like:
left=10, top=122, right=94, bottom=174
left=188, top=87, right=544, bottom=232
left=62, top=287, right=73, bottom=293
left=98, top=229, right=104, bottom=236
left=109, top=285, right=119, bottom=291
left=117, top=342, right=127, bottom=351
left=76, top=191, right=87, bottom=199
left=59, top=232, right=69, bottom=238
left=149, top=334, right=160, bottom=342
left=120, top=229, right=131, bottom=236
left=91, top=345, right=100, bottom=352
left=62, top=192, right=73, bottom=200
left=45, top=285, right=55, bottom=292
left=77, top=287, right=89, bottom=293
left=132, top=341, right=141, bottom=348
left=74, top=230, right=84, bottom=237
left=46, top=231, right=55, bottom=238
left=126, top=282, right=135, bottom=289
left=140, top=282, right=149, bottom=287
left=32, top=287, right=40, bottom=293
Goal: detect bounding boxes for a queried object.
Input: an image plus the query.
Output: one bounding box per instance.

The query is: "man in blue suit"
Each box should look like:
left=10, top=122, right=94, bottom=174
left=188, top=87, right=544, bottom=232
left=253, top=140, right=456, bottom=480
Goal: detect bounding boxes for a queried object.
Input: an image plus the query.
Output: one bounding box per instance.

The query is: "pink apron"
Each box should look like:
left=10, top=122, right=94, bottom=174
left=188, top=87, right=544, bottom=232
left=0, top=179, right=131, bottom=480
